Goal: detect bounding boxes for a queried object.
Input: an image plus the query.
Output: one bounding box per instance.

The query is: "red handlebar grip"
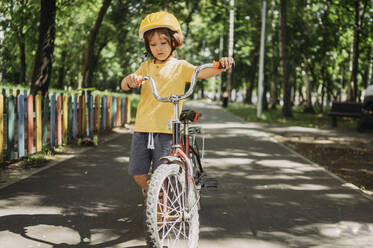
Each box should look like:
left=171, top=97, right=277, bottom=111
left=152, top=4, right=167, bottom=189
left=136, top=79, right=143, bottom=86
left=213, top=60, right=220, bottom=69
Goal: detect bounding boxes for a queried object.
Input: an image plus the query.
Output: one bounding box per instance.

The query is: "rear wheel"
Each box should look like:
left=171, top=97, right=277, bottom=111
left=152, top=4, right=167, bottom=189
left=145, top=163, right=199, bottom=248
left=190, top=144, right=203, bottom=182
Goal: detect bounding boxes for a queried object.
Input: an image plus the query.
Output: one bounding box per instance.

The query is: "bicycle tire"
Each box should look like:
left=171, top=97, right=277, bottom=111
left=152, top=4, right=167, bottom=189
left=145, top=163, right=199, bottom=248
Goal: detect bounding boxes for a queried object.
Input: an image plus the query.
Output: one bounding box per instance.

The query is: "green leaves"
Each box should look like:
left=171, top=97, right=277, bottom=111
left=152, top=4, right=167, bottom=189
left=0, top=0, right=371, bottom=99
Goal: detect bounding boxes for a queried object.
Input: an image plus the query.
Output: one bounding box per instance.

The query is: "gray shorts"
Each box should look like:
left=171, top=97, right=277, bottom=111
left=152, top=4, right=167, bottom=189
left=128, top=132, right=172, bottom=175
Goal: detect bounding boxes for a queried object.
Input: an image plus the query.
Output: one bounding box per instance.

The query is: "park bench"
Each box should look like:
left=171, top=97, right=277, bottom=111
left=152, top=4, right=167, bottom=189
left=328, top=101, right=363, bottom=127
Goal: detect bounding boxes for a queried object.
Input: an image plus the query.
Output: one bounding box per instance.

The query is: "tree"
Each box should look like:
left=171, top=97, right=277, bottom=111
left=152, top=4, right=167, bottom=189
left=81, top=0, right=112, bottom=88
left=226, top=0, right=235, bottom=104
left=30, top=0, right=56, bottom=94
left=279, top=0, right=292, bottom=117
left=0, top=0, right=37, bottom=84
left=348, top=0, right=369, bottom=101
left=257, top=0, right=267, bottom=118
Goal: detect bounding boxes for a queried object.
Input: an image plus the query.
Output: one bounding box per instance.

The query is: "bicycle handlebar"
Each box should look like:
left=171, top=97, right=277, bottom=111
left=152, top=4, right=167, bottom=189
left=138, top=61, right=230, bottom=103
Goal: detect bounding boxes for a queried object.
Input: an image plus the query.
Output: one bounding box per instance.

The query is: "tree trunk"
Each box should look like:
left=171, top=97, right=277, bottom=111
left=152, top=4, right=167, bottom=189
left=218, top=35, right=224, bottom=100
left=367, top=47, right=373, bottom=86
left=320, top=81, right=325, bottom=113
left=81, top=0, right=112, bottom=88
left=30, top=0, right=56, bottom=95
left=225, top=0, right=235, bottom=105
left=245, top=41, right=260, bottom=104
left=262, top=76, right=268, bottom=111
left=269, top=77, right=277, bottom=109
left=244, top=48, right=259, bottom=104
left=268, top=0, right=278, bottom=110
left=361, top=46, right=371, bottom=90
left=304, top=62, right=314, bottom=113
left=257, top=0, right=267, bottom=118
left=279, top=0, right=292, bottom=117
left=349, top=0, right=361, bottom=101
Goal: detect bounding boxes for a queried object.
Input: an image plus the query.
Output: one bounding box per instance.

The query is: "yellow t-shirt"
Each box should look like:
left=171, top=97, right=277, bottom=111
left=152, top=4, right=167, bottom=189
left=134, top=58, right=196, bottom=134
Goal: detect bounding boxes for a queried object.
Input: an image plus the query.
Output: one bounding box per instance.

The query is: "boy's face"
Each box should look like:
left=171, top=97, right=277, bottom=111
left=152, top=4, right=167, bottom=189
left=148, top=32, right=172, bottom=62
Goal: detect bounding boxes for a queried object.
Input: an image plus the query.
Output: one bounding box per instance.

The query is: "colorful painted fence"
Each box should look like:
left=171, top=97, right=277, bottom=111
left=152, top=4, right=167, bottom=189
left=0, top=90, right=131, bottom=162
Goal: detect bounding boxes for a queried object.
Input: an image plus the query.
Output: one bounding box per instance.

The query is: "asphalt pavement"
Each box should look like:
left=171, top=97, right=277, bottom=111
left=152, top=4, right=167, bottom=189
left=0, top=100, right=372, bottom=248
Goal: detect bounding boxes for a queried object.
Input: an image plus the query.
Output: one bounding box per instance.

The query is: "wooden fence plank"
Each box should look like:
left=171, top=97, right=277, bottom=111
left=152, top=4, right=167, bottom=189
left=78, top=95, right=82, bottom=138
left=89, top=95, right=93, bottom=133
left=42, top=93, right=49, bottom=148
left=96, top=96, right=101, bottom=132
left=27, top=94, right=34, bottom=155
left=0, top=95, right=3, bottom=162
left=112, top=96, right=117, bottom=127
left=123, top=97, right=127, bottom=125
left=117, top=96, right=121, bottom=127
left=127, top=97, right=131, bottom=124
left=121, top=97, right=125, bottom=127
left=102, top=96, right=107, bottom=130
left=73, top=94, right=77, bottom=139
left=107, top=96, right=112, bottom=129
left=57, top=95, right=62, bottom=146
left=17, top=94, right=25, bottom=157
left=68, top=96, right=73, bottom=143
left=63, top=95, right=68, bottom=144
left=50, top=93, right=56, bottom=147
left=7, top=95, right=15, bottom=159
left=81, top=95, right=86, bottom=136
left=94, top=96, right=99, bottom=133
left=35, top=93, right=42, bottom=152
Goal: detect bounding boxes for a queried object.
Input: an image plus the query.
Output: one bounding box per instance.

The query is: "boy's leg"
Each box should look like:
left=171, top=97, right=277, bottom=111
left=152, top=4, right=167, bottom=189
left=133, top=174, right=149, bottom=196
left=129, top=132, right=152, bottom=195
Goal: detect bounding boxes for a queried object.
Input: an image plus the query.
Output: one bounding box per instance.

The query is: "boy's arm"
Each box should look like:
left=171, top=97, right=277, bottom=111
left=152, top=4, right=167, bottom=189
left=197, top=57, right=235, bottom=79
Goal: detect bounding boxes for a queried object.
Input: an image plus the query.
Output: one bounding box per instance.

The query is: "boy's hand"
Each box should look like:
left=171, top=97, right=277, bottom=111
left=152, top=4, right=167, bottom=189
left=218, top=57, right=235, bottom=71
left=125, top=74, right=143, bottom=89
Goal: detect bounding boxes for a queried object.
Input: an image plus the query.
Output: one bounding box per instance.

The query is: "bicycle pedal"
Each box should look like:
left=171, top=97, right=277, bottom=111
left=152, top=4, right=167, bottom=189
left=202, top=179, right=218, bottom=192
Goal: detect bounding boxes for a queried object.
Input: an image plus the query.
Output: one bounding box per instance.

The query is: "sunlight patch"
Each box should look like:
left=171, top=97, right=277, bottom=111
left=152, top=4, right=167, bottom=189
left=257, top=159, right=308, bottom=168
left=245, top=174, right=311, bottom=180
left=0, top=230, right=38, bottom=247
left=26, top=224, right=81, bottom=245
left=0, top=195, right=63, bottom=215
left=204, top=158, right=254, bottom=166
left=254, top=183, right=330, bottom=191
left=87, top=228, right=123, bottom=245
left=199, top=238, right=287, bottom=248
left=324, top=193, right=355, bottom=199
left=114, top=156, right=129, bottom=163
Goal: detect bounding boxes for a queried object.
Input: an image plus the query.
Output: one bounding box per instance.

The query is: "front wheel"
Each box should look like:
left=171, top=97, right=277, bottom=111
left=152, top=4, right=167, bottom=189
left=145, top=163, right=199, bottom=248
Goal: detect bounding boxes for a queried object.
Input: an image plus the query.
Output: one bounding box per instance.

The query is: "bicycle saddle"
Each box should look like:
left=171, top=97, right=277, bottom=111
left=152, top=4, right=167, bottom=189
left=180, top=109, right=201, bottom=122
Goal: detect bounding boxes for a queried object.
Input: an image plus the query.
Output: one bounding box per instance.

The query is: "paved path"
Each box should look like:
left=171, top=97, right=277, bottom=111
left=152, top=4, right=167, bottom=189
left=0, top=101, right=372, bottom=248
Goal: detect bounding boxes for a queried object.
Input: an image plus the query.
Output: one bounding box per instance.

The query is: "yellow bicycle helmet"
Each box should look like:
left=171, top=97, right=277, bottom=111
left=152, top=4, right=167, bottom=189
left=138, top=11, right=182, bottom=40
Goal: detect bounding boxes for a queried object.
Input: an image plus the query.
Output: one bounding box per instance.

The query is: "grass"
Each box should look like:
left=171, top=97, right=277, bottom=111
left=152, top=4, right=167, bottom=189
left=225, top=101, right=358, bottom=129
left=22, top=153, right=50, bottom=168
left=0, top=147, right=56, bottom=169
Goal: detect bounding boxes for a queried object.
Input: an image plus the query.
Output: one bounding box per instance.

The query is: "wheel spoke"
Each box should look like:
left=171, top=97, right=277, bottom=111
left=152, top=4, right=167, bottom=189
left=146, top=164, right=199, bottom=248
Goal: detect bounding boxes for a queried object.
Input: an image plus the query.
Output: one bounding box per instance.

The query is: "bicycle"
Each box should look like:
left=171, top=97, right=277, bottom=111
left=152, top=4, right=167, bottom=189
left=139, top=61, right=225, bottom=248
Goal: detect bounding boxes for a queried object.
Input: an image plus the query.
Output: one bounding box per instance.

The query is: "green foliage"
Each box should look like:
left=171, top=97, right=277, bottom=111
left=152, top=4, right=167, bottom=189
left=0, top=0, right=372, bottom=105
left=226, top=101, right=358, bottom=129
